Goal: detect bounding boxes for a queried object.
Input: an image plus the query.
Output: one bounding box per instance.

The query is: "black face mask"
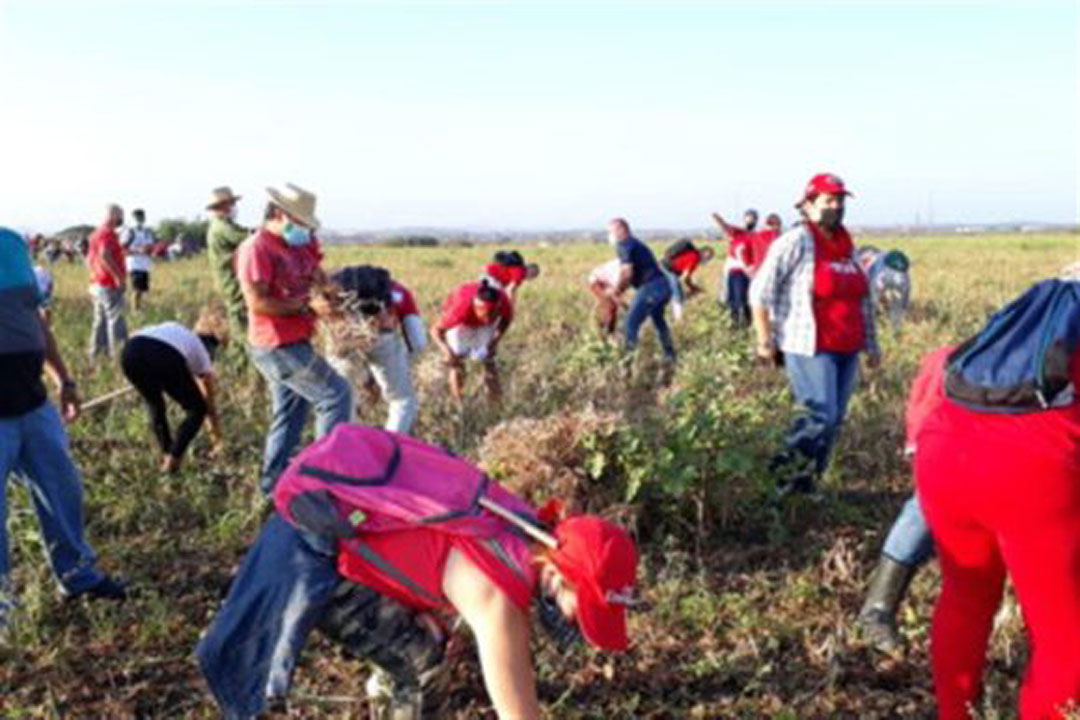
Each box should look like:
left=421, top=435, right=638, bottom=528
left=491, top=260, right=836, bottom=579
left=536, top=591, right=582, bottom=651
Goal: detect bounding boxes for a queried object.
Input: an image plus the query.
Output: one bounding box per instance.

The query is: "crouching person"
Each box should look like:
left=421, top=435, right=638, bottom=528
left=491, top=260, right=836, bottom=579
left=121, top=307, right=228, bottom=473
left=431, top=279, right=513, bottom=405
left=318, top=265, right=425, bottom=435
left=482, top=250, right=540, bottom=302
left=196, top=424, right=640, bottom=719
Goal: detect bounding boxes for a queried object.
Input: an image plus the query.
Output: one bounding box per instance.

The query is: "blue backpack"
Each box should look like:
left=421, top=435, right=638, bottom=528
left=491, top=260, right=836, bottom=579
left=945, top=279, right=1080, bottom=413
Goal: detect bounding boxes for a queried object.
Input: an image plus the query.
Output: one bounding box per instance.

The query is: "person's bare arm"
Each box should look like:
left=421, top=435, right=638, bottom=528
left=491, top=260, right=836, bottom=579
left=443, top=549, right=541, bottom=720
left=431, top=324, right=455, bottom=361
left=105, top=250, right=126, bottom=287
left=612, top=264, right=633, bottom=297
left=40, top=312, right=80, bottom=421
left=487, top=316, right=512, bottom=358
left=751, top=305, right=777, bottom=362
left=242, top=280, right=308, bottom=316
left=711, top=212, right=737, bottom=241
left=196, top=374, right=223, bottom=449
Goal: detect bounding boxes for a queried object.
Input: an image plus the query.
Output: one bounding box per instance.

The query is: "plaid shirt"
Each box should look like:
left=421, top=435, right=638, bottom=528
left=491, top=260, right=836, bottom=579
left=748, top=224, right=878, bottom=357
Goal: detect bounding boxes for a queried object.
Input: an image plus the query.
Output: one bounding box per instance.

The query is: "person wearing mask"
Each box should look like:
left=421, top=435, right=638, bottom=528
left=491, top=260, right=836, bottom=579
left=236, top=184, right=352, bottom=494
left=608, top=218, right=676, bottom=362
left=749, top=174, right=879, bottom=497
left=86, top=203, right=128, bottom=359
left=122, top=208, right=156, bottom=311
left=1, top=227, right=127, bottom=634
left=431, top=278, right=514, bottom=405
left=205, top=187, right=250, bottom=344
left=712, top=208, right=758, bottom=328
left=120, top=306, right=228, bottom=473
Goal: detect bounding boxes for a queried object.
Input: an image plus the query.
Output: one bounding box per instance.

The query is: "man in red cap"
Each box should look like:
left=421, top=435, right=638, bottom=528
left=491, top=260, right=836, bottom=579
left=749, top=173, right=879, bottom=497
left=431, top=278, right=514, bottom=404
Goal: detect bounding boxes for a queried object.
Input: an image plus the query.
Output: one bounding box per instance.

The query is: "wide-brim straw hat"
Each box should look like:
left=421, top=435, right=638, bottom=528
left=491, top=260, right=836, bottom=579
left=206, top=186, right=242, bottom=210
left=267, top=183, right=320, bottom=229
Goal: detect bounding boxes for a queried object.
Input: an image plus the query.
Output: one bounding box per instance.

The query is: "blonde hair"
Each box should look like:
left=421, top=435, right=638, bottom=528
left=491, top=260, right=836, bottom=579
left=193, top=303, right=230, bottom=345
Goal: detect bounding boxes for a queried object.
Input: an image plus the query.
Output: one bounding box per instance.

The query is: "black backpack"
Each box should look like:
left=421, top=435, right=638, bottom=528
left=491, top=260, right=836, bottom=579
left=662, top=239, right=696, bottom=268
left=331, top=265, right=393, bottom=307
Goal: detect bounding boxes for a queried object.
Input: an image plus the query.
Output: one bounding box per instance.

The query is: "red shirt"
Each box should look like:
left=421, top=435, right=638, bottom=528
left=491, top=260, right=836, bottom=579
left=437, top=282, right=513, bottom=331
left=87, top=224, right=125, bottom=288
left=905, top=346, right=953, bottom=453
left=484, top=263, right=527, bottom=290
left=747, top=229, right=780, bottom=274
left=727, top=228, right=752, bottom=264
left=668, top=248, right=701, bottom=276
left=236, top=228, right=323, bottom=348
left=337, top=528, right=535, bottom=613
left=389, top=280, right=419, bottom=320
left=809, top=224, right=868, bottom=353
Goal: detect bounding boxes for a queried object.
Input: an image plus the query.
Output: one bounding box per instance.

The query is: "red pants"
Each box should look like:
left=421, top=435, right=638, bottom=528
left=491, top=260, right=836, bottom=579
left=917, top=401, right=1080, bottom=720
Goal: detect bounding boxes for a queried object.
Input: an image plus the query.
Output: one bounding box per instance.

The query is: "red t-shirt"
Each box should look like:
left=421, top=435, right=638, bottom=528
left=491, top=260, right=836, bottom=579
left=668, top=248, right=701, bottom=275
left=437, top=282, right=513, bottom=331
left=337, top=527, right=535, bottom=612
left=905, top=346, right=954, bottom=453
left=236, top=228, right=323, bottom=348
left=726, top=228, right=752, bottom=267
left=389, top=281, right=419, bottom=320
left=87, top=224, right=125, bottom=288
left=810, top=224, right=868, bottom=353
left=484, top=263, right=527, bottom=290
left=747, top=229, right=780, bottom=274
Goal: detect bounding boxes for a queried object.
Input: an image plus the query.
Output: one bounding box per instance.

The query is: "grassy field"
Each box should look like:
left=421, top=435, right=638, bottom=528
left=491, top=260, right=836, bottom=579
left=2, top=232, right=1079, bottom=719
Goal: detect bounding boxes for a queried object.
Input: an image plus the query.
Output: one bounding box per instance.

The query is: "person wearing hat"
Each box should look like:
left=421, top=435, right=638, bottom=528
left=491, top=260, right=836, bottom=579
left=748, top=174, right=879, bottom=496
left=432, top=278, right=514, bottom=404
left=712, top=208, right=759, bottom=328
left=857, top=246, right=912, bottom=333
left=196, top=426, right=640, bottom=719
left=236, top=183, right=352, bottom=494
left=205, top=187, right=251, bottom=343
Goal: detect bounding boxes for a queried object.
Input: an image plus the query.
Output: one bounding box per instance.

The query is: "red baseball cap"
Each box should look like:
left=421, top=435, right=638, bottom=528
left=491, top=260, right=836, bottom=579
left=550, top=516, right=639, bottom=652
left=803, top=173, right=853, bottom=201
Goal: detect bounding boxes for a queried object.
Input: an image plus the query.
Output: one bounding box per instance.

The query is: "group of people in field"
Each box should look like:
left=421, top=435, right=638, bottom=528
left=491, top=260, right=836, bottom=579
left=2, top=169, right=1078, bottom=720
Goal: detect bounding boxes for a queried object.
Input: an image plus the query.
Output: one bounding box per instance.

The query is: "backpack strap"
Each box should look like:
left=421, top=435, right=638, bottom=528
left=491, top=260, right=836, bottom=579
left=297, top=430, right=402, bottom=486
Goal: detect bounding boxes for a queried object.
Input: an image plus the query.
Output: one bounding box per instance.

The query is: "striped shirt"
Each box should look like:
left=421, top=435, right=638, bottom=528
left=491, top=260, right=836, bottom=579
left=749, top=224, right=878, bottom=358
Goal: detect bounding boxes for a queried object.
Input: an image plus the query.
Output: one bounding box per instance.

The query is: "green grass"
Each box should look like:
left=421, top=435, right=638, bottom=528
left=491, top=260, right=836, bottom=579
left=2, top=232, right=1079, bottom=718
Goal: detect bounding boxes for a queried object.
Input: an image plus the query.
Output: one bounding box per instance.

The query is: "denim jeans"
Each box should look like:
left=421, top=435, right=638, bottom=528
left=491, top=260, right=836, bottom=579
left=328, top=332, right=419, bottom=435
left=0, top=401, right=104, bottom=595
left=726, top=270, right=751, bottom=328
left=196, top=515, right=339, bottom=719
left=783, top=351, right=860, bottom=475
left=88, top=285, right=128, bottom=358
left=625, top=276, right=676, bottom=360
left=250, top=341, right=352, bottom=495
left=882, top=493, right=935, bottom=567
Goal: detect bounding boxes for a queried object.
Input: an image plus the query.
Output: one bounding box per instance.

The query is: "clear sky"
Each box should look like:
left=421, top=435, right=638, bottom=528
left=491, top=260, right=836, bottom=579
left=2, top=0, right=1077, bottom=232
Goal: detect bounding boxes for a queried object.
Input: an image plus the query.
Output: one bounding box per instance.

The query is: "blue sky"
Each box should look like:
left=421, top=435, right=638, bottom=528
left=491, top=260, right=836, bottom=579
left=1, top=0, right=1076, bottom=231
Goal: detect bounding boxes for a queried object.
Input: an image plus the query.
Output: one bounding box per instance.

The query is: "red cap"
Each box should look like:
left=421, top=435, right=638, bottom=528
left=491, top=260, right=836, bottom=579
left=550, top=516, right=639, bottom=652
left=803, top=173, right=853, bottom=201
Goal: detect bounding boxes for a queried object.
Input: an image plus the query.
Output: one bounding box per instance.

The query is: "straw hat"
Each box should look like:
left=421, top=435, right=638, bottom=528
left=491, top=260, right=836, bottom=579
left=267, top=183, right=320, bottom=229
left=206, top=186, right=242, bottom=210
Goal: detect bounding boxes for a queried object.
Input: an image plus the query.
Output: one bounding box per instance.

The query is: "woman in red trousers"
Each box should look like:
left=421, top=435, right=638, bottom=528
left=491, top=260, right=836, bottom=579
left=915, top=349, right=1080, bottom=719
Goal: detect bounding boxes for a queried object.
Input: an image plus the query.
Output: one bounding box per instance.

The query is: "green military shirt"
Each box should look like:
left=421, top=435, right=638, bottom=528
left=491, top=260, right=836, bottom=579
left=206, top=216, right=250, bottom=332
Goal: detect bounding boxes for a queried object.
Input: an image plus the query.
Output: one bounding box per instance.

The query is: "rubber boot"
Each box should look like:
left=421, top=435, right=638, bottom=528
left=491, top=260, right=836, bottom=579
left=856, top=555, right=916, bottom=654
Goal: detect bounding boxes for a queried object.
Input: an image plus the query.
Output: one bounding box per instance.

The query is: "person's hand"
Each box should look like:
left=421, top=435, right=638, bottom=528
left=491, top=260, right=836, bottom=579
left=308, top=290, right=333, bottom=317
left=485, top=342, right=499, bottom=361
left=755, top=338, right=778, bottom=364
left=59, top=381, right=80, bottom=422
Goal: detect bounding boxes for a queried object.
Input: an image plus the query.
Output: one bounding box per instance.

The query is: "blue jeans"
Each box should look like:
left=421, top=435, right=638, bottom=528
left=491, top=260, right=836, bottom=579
left=783, top=351, right=860, bottom=475
left=0, top=401, right=104, bottom=595
left=197, top=515, right=339, bottom=719
left=625, top=277, right=676, bottom=360
left=726, top=270, right=750, bottom=328
left=881, top=494, right=935, bottom=567
left=250, top=342, right=352, bottom=495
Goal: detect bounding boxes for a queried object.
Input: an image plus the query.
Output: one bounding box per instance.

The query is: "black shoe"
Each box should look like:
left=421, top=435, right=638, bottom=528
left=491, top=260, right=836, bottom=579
left=64, top=575, right=130, bottom=602
left=856, top=556, right=917, bottom=654
left=775, top=473, right=819, bottom=500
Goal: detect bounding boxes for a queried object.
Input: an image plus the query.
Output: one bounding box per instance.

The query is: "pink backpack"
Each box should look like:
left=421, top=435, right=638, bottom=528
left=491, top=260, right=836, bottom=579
left=273, top=424, right=539, bottom=539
